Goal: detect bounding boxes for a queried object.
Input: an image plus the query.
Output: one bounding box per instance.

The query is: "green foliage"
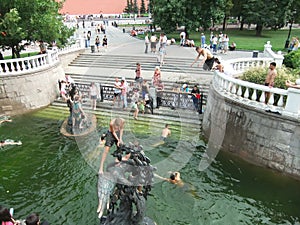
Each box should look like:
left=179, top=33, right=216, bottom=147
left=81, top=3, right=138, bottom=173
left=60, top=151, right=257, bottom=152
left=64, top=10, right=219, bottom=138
left=0, top=8, right=26, bottom=55
left=140, top=0, right=146, bottom=14
left=150, top=0, right=296, bottom=37
left=0, top=0, right=73, bottom=58
left=241, top=65, right=297, bottom=89
left=283, top=50, right=300, bottom=69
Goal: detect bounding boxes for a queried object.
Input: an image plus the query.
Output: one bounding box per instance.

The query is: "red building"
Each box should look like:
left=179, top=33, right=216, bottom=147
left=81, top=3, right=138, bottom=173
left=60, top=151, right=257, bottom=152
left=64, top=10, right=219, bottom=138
left=60, top=0, right=142, bottom=15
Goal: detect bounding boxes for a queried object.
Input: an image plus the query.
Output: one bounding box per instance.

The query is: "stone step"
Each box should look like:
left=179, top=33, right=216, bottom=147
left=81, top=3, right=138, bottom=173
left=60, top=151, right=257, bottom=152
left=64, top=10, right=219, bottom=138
left=51, top=100, right=202, bottom=130
left=68, top=73, right=210, bottom=90
left=69, top=54, right=213, bottom=75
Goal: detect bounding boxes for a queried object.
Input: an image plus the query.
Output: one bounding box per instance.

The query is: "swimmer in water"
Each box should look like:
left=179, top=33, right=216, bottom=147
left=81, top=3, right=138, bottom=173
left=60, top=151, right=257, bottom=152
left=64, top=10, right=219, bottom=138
left=155, top=171, right=184, bottom=187
left=0, top=139, right=22, bottom=147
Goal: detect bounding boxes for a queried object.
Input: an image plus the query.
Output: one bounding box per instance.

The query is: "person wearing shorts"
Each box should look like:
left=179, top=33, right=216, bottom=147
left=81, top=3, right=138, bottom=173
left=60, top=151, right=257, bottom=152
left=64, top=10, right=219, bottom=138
left=98, top=118, right=125, bottom=174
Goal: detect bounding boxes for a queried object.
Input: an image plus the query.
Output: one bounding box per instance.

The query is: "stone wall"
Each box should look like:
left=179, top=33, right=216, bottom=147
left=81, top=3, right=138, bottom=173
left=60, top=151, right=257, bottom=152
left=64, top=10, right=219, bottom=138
left=202, top=85, right=300, bottom=179
left=0, top=49, right=83, bottom=115
left=0, top=63, right=65, bottom=115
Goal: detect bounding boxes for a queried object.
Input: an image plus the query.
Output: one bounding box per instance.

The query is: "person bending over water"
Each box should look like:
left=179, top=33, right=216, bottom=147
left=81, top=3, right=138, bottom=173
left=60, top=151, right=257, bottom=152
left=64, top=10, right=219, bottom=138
left=98, top=117, right=125, bottom=174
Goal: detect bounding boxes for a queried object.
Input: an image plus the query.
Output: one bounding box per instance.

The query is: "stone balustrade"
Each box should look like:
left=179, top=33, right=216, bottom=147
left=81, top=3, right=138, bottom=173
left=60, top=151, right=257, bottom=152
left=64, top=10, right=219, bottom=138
left=225, top=57, right=273, bottom=76
left=263, top=41, right=285, bottom=67
left=214, top=57, right=300, bottom=118
left=0, top=40, right=84, bottom=76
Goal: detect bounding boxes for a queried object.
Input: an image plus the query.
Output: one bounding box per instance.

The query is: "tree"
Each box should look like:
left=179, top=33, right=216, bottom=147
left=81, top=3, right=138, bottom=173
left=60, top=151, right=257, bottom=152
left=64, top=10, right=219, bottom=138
left=151, top=0, right=225, bottom=34
left=140, top=0, right=146, bottom=14
left=124, top=0, right=132, bottom=13
left=0, top=0, right=74, bottom=58
left=242, top=0, right=293, bottom=36
left=221, top=0, right=233, bottom=31
left=133, top=0, right=139, bottom=14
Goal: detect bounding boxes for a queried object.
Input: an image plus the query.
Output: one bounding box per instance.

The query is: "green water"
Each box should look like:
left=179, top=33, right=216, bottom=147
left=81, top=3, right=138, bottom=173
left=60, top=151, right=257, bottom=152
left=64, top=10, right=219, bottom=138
left=0, top=107, right=300, bottom=225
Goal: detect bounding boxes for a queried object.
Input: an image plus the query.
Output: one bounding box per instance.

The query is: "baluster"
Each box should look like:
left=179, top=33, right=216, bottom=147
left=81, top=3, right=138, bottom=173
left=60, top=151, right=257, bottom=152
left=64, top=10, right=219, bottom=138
left=237, top=85, right=242, bottom=97
left=277, top=95, right=284, bottom=107
left=220, top=78, right=224, bottom=90
left=31, top=59, right=35, bottom=68
left=3, top=63, right=9, bottom=73
left=244, top=87, right=249, bottom=99
left=226, top=81, right=231, bottom=92
left=251, top=89, right=257, bottom=101
left=259, top=91, right=266, bottom=103
left=222, top=79, right=226, bottom=90
left=268, top=93, right=274, bottom=105
left=21, top=60, right=26, bottom=70
left=231, top=84, right=236, bottom=94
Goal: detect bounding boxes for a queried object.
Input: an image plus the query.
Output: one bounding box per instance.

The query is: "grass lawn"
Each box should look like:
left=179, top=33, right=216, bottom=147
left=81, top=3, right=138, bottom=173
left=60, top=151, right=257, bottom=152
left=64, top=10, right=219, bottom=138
left=139, top=28, right=300, bottom=52
left=3, top=52, right=38, bottom=60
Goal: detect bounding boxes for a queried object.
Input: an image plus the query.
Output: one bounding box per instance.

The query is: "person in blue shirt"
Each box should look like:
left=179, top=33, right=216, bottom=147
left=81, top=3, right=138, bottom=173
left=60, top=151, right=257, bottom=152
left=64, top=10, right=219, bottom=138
left=181, top=84, right=189, bottom=92
left=201, top=33, right=206, bottom=48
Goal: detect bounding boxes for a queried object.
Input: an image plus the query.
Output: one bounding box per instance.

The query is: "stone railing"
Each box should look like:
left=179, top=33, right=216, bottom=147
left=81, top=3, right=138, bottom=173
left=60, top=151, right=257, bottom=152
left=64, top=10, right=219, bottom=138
left=263, top=41, right=285, bottom=67
left=214, top=58, right=300, bottom=118
left=0, top=40, right=84, bottom=76
left=56, top=39, right=84, bottom=55
left=225, top=57, right=273, bottom=76
left=0, top=52, right=59, bottom=76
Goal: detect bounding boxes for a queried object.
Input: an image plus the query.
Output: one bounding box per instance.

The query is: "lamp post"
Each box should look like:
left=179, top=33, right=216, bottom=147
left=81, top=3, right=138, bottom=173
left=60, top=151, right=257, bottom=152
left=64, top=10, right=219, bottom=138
left=285, top=10, right=297, bottom=49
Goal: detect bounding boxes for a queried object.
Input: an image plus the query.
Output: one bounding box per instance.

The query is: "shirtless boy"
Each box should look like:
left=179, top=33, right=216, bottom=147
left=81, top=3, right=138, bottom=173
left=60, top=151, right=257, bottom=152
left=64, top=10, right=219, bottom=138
left=161, top=124, right=171, bottom=141
left=191, top=47, right=215, bottom=70
left=264, top=62, right=277, bottom=103
left=98, top=117, right=125, bottom=174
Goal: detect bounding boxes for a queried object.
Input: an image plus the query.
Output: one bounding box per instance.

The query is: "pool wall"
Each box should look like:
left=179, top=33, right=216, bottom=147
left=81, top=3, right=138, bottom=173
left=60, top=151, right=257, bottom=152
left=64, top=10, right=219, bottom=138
left=0, top=49, right=83, bottom=115
left=203, top=84, right=300, bottom=180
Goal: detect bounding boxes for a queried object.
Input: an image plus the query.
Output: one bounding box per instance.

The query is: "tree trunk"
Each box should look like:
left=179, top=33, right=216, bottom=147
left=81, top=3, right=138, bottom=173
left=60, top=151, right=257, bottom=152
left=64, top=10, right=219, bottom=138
left=239, top=19, right=244, bottom=30
left=222, top=15, right=227, bottom=31
left=255, top=24, right=263, bottom=36
left=11, top=48, right=14, bottom=59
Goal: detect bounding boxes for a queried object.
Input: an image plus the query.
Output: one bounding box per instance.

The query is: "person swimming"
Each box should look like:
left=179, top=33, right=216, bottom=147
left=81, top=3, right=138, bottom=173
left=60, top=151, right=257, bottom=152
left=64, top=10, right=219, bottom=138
left=0, top=115, right=12, bottom=125
left=0, top=139, right=22, bottom=148
left=154, top=171, right=184, bottom=187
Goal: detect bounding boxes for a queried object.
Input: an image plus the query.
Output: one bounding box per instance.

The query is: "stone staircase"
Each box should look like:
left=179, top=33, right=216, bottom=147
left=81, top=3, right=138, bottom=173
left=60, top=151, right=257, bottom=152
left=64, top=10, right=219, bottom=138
left=50, top=52, right=211, bottom=132
left=66, top=53, right=213, bottom=99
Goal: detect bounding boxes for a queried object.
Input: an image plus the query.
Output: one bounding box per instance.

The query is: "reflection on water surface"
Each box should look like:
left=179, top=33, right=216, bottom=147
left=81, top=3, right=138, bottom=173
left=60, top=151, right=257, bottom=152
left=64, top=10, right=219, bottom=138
left=0, top=108, right=299, bottom=224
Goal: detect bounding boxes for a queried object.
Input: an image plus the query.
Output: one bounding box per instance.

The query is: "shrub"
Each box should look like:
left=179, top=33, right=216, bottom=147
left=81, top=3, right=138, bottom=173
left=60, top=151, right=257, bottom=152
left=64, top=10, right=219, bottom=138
left=283, top=50, right=300, bottom=69
left=241, top=65, right=297, bottom=89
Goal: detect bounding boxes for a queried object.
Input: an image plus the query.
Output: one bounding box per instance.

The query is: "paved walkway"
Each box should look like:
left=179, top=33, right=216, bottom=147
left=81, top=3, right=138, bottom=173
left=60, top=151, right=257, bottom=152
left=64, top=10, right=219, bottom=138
left=75, top=24, right=256, bottom=60
left=66, top=25, right=258, bottom=84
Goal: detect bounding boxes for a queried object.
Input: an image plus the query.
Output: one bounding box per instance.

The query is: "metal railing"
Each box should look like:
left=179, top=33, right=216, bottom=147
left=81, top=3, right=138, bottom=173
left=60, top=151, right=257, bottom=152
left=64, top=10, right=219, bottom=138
left=75, top=83, right=204, bottom=112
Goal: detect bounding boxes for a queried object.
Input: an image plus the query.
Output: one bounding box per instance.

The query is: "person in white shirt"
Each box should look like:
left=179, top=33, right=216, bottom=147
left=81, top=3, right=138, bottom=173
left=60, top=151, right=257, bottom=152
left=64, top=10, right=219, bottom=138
left=144, top=33, right=150, bottom=53
left=180, top=31, right=186, bottom=46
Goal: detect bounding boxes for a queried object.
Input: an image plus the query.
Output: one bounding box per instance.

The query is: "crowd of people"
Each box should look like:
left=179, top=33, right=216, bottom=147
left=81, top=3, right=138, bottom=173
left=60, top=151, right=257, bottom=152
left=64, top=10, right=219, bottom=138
left=82, top=22, right=108, bottom=51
